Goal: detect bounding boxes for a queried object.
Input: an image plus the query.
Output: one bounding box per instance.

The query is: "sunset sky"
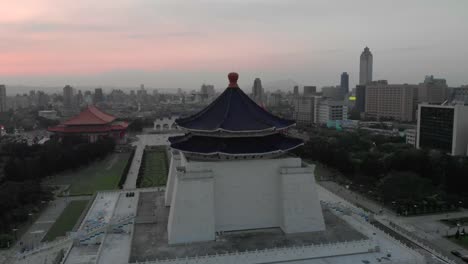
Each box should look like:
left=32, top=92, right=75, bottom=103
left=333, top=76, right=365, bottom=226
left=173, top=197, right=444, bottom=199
left=1, top=0, right=468, bottom=90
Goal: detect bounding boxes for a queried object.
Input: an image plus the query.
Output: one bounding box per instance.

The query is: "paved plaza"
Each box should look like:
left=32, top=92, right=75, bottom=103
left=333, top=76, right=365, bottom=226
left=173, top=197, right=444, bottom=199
left=319, top=179, right=468, bottom=264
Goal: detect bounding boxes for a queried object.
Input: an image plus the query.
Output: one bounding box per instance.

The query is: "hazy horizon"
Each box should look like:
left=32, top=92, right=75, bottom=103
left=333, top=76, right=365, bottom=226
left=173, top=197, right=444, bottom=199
left=2, top=0, right=468, bottom=90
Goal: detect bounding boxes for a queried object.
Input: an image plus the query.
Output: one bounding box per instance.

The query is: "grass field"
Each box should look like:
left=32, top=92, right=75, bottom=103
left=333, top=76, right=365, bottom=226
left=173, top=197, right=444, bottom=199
left=138, top=148, right=168, bottom=188
left=42, top=200, right=89, bottom=242
left=50, top=153, right=131, bottom=196
left=448, top=236, right=468, bottom=249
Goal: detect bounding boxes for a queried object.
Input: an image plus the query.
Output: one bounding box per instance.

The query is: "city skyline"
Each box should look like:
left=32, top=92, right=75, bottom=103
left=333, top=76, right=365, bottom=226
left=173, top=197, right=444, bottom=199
left=2, top=0, right=468, bottom=89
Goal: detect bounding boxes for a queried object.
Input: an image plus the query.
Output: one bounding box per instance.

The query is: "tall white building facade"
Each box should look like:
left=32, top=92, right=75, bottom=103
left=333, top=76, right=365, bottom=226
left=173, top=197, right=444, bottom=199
left=317, top=99, right=348, bottom=125
left=294, top=96, right=347, bottom=126
left=359, top=47, right=373, bottom=85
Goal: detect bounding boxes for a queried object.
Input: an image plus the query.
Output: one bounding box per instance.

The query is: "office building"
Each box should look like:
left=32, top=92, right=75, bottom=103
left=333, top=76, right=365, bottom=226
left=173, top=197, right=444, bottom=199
left=417, top=75, right=448, bottom=104
left=251, top=78, right=264, bottom=105
left=63, top=85, right=74, bottom=108
left=0, top=85, right=6, bottom=112
left=293, top=85, right=299, bottom=96
left=341, top=72, right=349, bottom=94
left=317, top=99, right=348, bottom=125
left=417, top=104, right=468, bottom=156
left=200, top=84, right=215, bottom=97
left=303, top=86, right=317, bottom=96
left=405, top=129, right=417, bottom=147
left=267, top=92, right=282, bottom=107
left=355, top=85, right=366, bottom=113
left=94, top=88, right=104, bottom=103
left=359, top=47, right=373, bottom=85
left=450, top=85, right=468, bottom=105
left=293, top=96, right=320, bottom=126
left=322, top=86, right=344, bottom=100
left=365, top=82, right=417, bottom=122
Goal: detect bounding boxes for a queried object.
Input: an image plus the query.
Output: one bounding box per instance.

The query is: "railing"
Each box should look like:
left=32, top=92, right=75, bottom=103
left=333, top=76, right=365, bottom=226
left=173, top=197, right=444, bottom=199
left=16, top=237, right=73, bottom=259
left=379, top=218, right=457, bottom=264
left=323, top=199, right=453, bottom=264
left=129, top=239, right=374, bottom=264
left=318, top=195, right=432, bottom=263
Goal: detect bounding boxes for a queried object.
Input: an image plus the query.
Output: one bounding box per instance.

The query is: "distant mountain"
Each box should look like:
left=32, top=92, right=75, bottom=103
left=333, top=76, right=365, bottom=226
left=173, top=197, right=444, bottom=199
left=263, top=79, right=300, bottom=92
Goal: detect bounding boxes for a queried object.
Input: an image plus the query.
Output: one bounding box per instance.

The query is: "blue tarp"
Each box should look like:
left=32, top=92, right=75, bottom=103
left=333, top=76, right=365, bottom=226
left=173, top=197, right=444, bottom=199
left=176, top=87, right=295, bottom=132
left=169, top=133, right=303, bottom=155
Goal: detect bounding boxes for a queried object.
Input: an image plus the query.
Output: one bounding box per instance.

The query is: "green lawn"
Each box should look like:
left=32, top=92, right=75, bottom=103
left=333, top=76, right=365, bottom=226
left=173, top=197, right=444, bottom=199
left=42, top=200, right=89, bottom=242
left=448, top=235, right=468, bottom=249
left=138, top=148, right=168, bottom=188
left=50, top=153, right=131, bottom=196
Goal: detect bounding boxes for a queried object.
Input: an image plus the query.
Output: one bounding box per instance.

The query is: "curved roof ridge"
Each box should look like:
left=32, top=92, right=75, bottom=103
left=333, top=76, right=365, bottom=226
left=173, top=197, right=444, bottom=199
left=87, top=105, right=115, bottom=123
left=176, top=86, right=295, bottom=133
left=218, top=87, right=233, bottom=130
left=62, top=105, right=116, bottom=125
left=237, top=87, right=279, bottom=129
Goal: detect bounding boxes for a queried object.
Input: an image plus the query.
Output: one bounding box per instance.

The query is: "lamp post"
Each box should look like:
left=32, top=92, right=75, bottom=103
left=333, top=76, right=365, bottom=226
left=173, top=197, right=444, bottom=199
left=11, top=228, right=18, bottom=241
left=28, top=212, right=34, bottom=224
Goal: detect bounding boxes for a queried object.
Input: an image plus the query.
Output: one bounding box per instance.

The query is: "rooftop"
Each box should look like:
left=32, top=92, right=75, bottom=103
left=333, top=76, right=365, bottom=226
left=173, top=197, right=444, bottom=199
left=169, top=133, right=303, bottom=156
left=175, top=72, right=295, bottom=133
left=63, top=105, right=116, bottom=126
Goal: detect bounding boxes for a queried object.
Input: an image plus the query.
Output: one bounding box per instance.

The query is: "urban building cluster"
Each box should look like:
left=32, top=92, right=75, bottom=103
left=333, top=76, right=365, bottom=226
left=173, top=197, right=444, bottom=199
left=1, top=47, right=468, bottom=157
left=289, top=46, right=468, bottom=156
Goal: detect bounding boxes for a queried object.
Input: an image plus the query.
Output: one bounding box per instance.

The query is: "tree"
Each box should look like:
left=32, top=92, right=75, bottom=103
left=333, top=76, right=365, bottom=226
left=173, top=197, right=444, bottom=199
left=378, top=171, right=435, bottom=204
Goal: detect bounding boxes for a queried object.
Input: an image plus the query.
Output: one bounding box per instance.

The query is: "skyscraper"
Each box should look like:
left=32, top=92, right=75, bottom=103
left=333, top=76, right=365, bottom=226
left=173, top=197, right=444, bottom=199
left=94, top=88, right=104, bottom=103
left=355, top=85, right=366, bottom=113
left=359, top=47, right=373, bottom=85
left=63, top=85, right=74, bottom=108
left=293, top=85, right=299, bottom=96
left=0, top=85, right=6, bottom=112
left=251, top=78, right=264, bottom=105
left=340, top=72, right=349, bottom=94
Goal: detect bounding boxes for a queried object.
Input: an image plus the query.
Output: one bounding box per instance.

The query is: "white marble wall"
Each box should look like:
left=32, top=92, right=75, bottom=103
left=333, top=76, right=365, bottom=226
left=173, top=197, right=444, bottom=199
left=167, top=169, right=215, bottom=244
left=167, top=154, right=326, bottom=244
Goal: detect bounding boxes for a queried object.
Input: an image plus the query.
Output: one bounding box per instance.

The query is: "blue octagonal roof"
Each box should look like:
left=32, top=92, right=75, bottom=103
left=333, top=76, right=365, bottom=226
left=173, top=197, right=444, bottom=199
left=176, top=74, right=295, bottom=133
left=169, top=133, right=303, bottom=155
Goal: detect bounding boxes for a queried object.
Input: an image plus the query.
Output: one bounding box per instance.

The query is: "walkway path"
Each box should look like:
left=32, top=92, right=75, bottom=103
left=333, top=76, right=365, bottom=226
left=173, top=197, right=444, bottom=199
left=122, top=134, right=179, bottom=190
left=318, top=180, right=467, bottom=264
left=1, top=196, right=89, bottom=264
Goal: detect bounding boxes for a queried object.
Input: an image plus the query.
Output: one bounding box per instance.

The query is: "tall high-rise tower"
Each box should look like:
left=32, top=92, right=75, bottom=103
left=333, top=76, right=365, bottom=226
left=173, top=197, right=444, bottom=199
left=340, top=72, right=349, bottom=95
left=359, top=47, right=373, bottom=85
left=251, top=78, right=264, bottom=105
left=0, top=85, right=6, bottom=112
left=63, top=85, right=74, bottom=108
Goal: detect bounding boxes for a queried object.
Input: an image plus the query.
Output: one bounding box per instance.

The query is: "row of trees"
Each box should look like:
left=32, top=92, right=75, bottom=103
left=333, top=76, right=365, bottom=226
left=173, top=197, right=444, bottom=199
left=3, top=137, right=115, bottom=182
left=0, top=137, right=116, bottom=246
left=295, top=128, right=468, bottom=214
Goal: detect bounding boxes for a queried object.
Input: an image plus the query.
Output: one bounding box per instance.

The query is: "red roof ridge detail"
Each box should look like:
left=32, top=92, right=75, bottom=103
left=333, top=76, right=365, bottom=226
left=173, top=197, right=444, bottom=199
left=62, top=105, right=116, bottom=125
